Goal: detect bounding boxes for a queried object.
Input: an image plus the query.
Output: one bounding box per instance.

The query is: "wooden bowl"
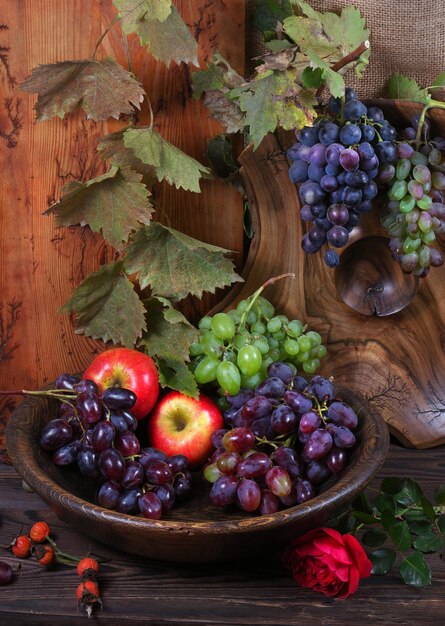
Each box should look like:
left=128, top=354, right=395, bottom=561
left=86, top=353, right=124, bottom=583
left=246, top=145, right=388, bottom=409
left=6, top=388, right=388, bottom=563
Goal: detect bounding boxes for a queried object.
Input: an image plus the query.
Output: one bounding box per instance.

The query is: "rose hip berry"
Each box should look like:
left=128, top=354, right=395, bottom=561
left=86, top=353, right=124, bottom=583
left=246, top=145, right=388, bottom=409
left=76, top=579, right=100, bottom=601
left=77, top=557, right=100, bottom=579
left=32, top=544, right=55, bottom=566
left=11, top=535, right=32, bottom=558
left=29, top=521, right=50, bottom=543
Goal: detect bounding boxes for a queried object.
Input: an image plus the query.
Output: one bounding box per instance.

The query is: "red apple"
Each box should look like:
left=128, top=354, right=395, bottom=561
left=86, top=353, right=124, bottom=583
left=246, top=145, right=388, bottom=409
left=147, top=391, right=224, bottom=467
left=83, top=348, right=159, bottom=421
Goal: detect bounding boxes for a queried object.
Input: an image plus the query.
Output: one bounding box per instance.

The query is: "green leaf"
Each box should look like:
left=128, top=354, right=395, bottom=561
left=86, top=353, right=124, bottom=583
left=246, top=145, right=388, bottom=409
left=306, top=49, right=344, bottom=98
left=421, top=496, right=437, bottom=522
left=301, top=66, right=324, bottom=89
left=361, top=528, right=387, bottom=548
left=97, top=129, right=156, bottom=185
left=45, top=166, right=153, bottom=250
left=123, top=127, right=211, bottom=192
left=138, top=297, right=199, bottom=364
left=60, top=261, right=146, bottom=347
left=20, top=59, right=145, bottom=121
left=434, top=485, right=445, bottom=506
left=283, top=16, right=334, bottom=57
left=413, top=533, right=442, bottom=553
left=155, top=356, right=198, bottom=398
left=229, top=68, right=316, bottom=148
left=388, top=521, right=412, bottom=552
left=120, top=3, right=198, bottom=67
left=254, top=0, right=294, bottom=32
left=370, top=548, right=396, bottom=575
left=399, top=551, right=432, bottom=587
left=375, top=493, right=396, bottom=516
left=433, top=72, right=445, bottom=88
left=386, top=73, right=432, bottom=104
left=113, top=0, right=172, bottom=25
left=409, top=520, right=433, bottom=536
left=352, top=492, right=373, bottom=514
left=352, top=511, right=378, bottom=525
left=381, top=477, right=405, bottom=495
left=265, top=39, right=294, bottom=52
left=437, top=515, right=445, bottom=533
left=124, top=222, right=243, bottom=300
left=394, top=478, right=424, bottom=507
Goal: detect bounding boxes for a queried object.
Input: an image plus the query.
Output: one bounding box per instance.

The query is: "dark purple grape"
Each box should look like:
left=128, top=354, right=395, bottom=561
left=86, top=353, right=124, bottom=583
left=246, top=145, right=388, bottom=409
left=270, top=405, right=298, bottom=435
left=272, top=446, right=298, bottom=467
left=226, top=389, right=255, bottom=409
left=223, top=406, right=241, bottom=427
left=74, top=379, right=99, bottom=394
left=283, top=390, right=313, bottom=415
left=375, top=141, right=397, bottom=164
left=305, top=460, right=331, bottom=485
left=280, top=487, right=298, bottom=507
left=154, top=483, right=177, bottom=513
left=115, top=430, right=141, bottom=457
left=173, top=469, right=192, bottom=498
left=296, top=479, right=315, bottom=503
left=327, top=447, right=347, bottom=473
left=210, top=476, right=239, bottom=507
left=289, top=159, right=309, bottom=183
left=266, top=362, right=294, bottom=384
left=327, top=204, right=349, bottom=226
left=99, top=448, right=125, bottom=481
left=303, top=429, right=333, bottom=460
left=327, top=401, right=358, bottom=429
left=0, top=561, right=13, bottom=585
left=77, top=448, right=99, bottom=478
left=122, top=459, right=145, bottom=489
left=265, top=466, right=292, bottom=498
left=236, top=452, right=272, bottom=479
left=52, top=440, right=80, bottom=466
left=301, top=232, right=322, bottom=254
left=290, top=376, right=309, bottom=392
left=139, top=447, right=168, bottom=469
left=237, top=479, right=261, bottom=512
left=55, top=373, right=81, bottom=390
left=259, top=489, right=280, bottom=515
left=211, top=428, right=229, bottom=450
left=333, top=426, right=356, bottom=449
left=254, top=377, right=286, bottom=399
left=98, top=480, right=121, bottom=509
left=145, top=460, right=173, bottom=486
left=92, top=420, right=115, bottom=452
left=109, top=411, right=128, bottom=434
left=139, top=492, right=163, bottom=519
left=324, top=249, right=340, bottom=267
left=299, top=411, right=321, bottom=434
left=167, top=454, right=189, bottom=474
left=297, top=125, right=319, bottom=147
left=222, top=427, right=255, bottom=453
left=327, top=225, right=349, bottom=248
left=81, top=429, right=94, bottom=449
left=233, top=409, right=257, bottom=429
left=76, top=392, right=102, bottom=425
left=343, top=98, right=367, bottom=121
left=40, top=419, right=73, bottom=451
left=216, top=451, right=242, bottom=475
left=120, top=409, right=138, bottom=432
left=301, top=204, right=314, bottom=221
left=250, top=417, right=273, bottom=438
left=116, top=488, right=141, bottom=514
left=102, top=387, right=137, bottom=410
left=308, top=375, right=335, bottom=402
left=339, top=148, right=359, bottom=172
left=241, top=396, right=273, bottom=419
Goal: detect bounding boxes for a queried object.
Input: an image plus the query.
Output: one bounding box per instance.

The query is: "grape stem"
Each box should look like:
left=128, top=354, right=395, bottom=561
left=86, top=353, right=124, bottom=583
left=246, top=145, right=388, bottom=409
left=315, top=40, right=370, bottom=99
left=415, top=100, right=445, bottom=147
left=238, top=273, right=295, bottom=330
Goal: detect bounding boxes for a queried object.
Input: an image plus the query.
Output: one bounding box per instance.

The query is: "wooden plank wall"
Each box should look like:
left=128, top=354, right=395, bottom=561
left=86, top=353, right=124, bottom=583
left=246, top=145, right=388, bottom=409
left=0, top=0, right=246, bottom=455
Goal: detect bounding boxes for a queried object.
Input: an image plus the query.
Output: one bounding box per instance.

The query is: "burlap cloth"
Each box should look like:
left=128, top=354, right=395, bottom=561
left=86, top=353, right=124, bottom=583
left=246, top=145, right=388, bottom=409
left=247, top=0, right=445, bottom=97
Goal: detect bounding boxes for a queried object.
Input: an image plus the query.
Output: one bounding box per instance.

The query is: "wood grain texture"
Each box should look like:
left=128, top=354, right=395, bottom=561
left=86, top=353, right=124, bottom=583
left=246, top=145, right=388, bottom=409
left=0, top=1, right=245, bottom=456
left=214, top=100, right=445, bottom=450
left=0, top=444, right=444, bottom=625
left=5, top=389, right=388, bottom=562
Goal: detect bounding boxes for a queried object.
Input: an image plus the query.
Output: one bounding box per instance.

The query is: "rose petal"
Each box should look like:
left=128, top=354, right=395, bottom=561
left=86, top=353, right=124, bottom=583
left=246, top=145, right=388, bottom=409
left=343, top=534, right=373, bottom=578
left=313, top=537, right=353, bottom=565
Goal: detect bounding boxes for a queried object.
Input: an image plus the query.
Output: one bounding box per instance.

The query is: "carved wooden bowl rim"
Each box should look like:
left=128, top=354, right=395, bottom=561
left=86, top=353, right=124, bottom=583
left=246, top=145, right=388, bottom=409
left=6, top=387, right=389, bottom=537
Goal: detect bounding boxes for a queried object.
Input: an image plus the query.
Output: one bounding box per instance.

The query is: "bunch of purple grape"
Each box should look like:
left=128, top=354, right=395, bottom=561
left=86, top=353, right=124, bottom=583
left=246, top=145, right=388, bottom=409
left=39, top=373, right=192, bottom=520
left=203, top=362, right=358, bottom=515
left=287, top=87, right=398, bottom=267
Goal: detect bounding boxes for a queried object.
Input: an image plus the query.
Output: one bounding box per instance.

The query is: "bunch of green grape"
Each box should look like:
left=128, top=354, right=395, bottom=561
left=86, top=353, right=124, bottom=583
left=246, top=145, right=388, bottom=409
left=189, top=295, right=327, bottom=396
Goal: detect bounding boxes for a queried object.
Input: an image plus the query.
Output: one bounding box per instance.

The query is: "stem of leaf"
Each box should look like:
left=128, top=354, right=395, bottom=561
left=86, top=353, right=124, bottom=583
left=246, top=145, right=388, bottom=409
left=92, top=14, right=122, bottom=60
left=315, top=40, right=370, bottom=99
left=415, top=100, right=445, bottom=147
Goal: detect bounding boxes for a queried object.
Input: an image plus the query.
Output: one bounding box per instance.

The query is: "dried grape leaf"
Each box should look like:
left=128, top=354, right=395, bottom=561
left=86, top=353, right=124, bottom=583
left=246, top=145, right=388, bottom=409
left=123, top=127, right=211, bottom=192
left=46, top=166, right=153, bottom=250
left=97, top=129, right=157, bottom=186
left=113, top=0, right=172, bottom=25
left=124, top=222, right=242, bottom=300
left=20, top=59, right=145, bottom=121
left=60, top=261, right=146, bottom=347
left=386, top=73, right=432, bottom=105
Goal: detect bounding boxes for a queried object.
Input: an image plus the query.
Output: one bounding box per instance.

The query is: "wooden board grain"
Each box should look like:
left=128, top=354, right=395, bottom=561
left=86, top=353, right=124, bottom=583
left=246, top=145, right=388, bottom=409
left=0, top=0, right=246, bottom=455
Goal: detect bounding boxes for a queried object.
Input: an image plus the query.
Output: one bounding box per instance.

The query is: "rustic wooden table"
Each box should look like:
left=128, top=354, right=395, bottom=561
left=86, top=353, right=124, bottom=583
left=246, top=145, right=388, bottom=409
left=1, top=443, right=444, bottom=625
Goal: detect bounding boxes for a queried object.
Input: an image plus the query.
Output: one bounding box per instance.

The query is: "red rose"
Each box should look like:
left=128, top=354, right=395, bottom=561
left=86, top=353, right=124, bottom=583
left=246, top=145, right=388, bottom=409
left=283, top=527, right=372, bottom=599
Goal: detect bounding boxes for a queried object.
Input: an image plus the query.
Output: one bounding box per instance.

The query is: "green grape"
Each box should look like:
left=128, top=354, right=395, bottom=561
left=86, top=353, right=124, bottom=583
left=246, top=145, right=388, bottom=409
left=194, top=356, right=219, bottom=384
left=423, top=181, right=432, bottom=193
left=251, top=321, right=266, bottom=335
left=305, top=331, right=322, bottom=346
left=211, top=312, right=236, bottom=340
left=309, top=347, right=319, bottom=358
left=253, top=337, right=269, bottom=354
left=287, top=320, right=304, bottom=337
left=216, top=361, right=241, bottom=396
left=189, top=341, right=204, bottom=357
left=272, top=330, right=286, bottom=341
left=267, top=317, right=282, bottom=333
left=418, top=245, right=431, bottom=268
left=236, top=299, right=249, bottom=314
left=224, top=349, right=236, bottom=363
left=396, top=158, right=411, bottom=180
left=234, top=334, right=250, bottom=349
left=403, top=237, right=421, bottom=253
left=259, top=356, right=274, bottom=377
left=405, top=209, right=419, bottom=224
left=267, top=336, right=279, bottom=349
left=316, top=344, right=327, bottom=359
left=422, top=230, right=436, bottom=244
left=418, top=212, right=432, bottom=233
left=268, top=347, right=280, bottom=362
left=297, top=335, right=312, bottom=352
left=257, top=296, right=275, bottom=319
left=227, top=309, right=241, bottom=324
left=216, top=396, right=229, bottom=411
left=296, top=350, right=310, bottom=363
left=417, top=195, right=432, bottom=210
left=429, top=148, right=443, bottom=168
left=390, top=180, right=408, bottom=201
left=237, top=327, right=251, bottom=337
left=413, top=164, right=431, bottom=184
left=277, top=314, right=289, bottom=324
left=284, top=338, right=300, bottom=356
left=198, top=316, right=212, bottom=331
left=245, top=310, right=258, bottom=325
left=399, top=195, right=416, bottom=213
left=303, top=358, right=320, bottom=374
left=432, top=170, right=445, bottom=189
left=237, top=345, right=262, bottom=377
left=410, top=151, right=428, bottom=166
left=240, top=372, right=264, bottom=390
left=201, top=332, right=224, bottom=358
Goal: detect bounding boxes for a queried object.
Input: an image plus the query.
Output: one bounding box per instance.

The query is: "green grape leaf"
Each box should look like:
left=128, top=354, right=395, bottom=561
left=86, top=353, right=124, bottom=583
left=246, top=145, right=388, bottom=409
left=388, top=521, right=412, bottom=552
left=433, top=72, right=445, bottom=88
left=283, top=16, right=334, bottom=57
left=301, top=66, right=324, bottom=89
left=265, top=39, right=294, bottom=52
left=46, top=166, right=153, bottom=250
left=386, top=73, right=432, bottom=104
left=370, top=548, right=396, bottom=576
left=97, top=129, right=157, bottom=185
left=413, top=533, right=442, bottom=553
left=399, top=551, right=432, bottom=587
left=394, top=478, right=424, bottom=507
left=113, top=0, right=172, bottom=25
left=138, top=296, right=199, bottom=363
left=361, top=528, right=387, bottom=548
left=306, top=49, right=344, bottom=98
left=155, top=356, right=198, bottom=398
left=60, top=261, right=146, bottom=347
left=123, top=127, right=211, bottom=192
left=124, top=222, right=243, bottom=300
left=229, top=68, right=316, bottom=148
left=20, top=59, right=145, bottom=121
left=119, top=2, right=198, bottom=67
